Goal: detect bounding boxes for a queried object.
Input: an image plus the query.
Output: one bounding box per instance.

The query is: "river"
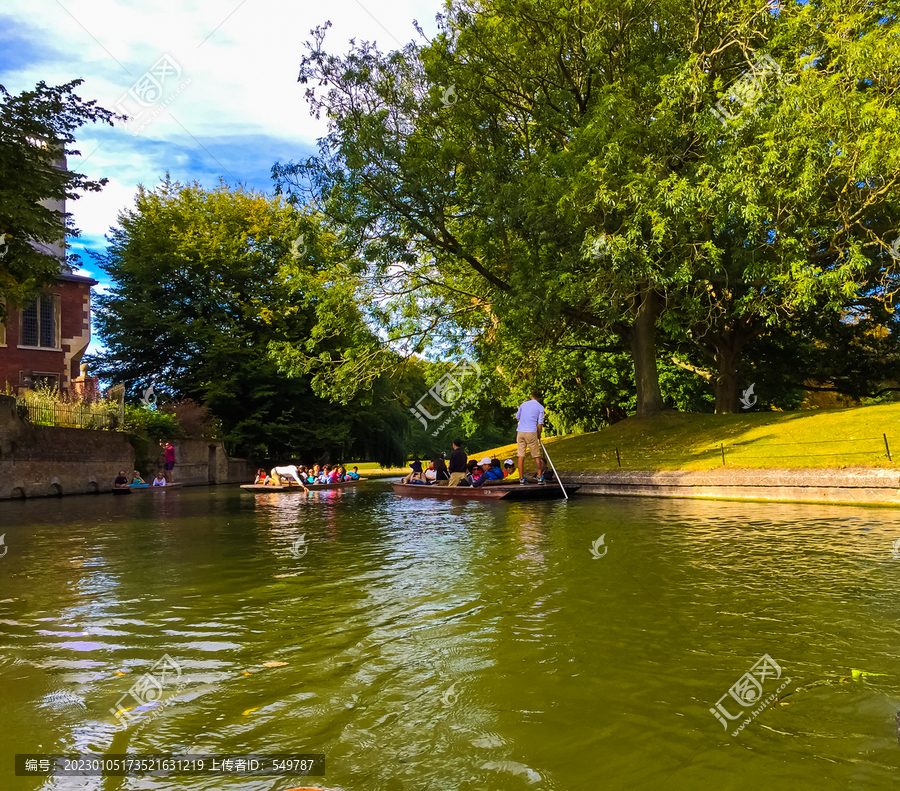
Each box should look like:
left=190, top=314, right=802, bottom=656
left=1, top=482, right=900, bottom=789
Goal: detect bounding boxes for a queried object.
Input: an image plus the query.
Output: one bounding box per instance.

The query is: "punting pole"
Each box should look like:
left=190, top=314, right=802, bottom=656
left=540, top=439, right=568, bottom=500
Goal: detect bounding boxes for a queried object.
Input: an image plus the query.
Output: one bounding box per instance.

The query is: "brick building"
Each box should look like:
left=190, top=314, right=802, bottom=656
left=0, top=143, right=100, bottom=396
left=0, top=271, right=98, bottom=394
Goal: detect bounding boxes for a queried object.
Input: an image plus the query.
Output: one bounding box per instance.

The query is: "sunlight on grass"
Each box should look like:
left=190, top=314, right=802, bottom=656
left=468, top=404, right=900, bottom=472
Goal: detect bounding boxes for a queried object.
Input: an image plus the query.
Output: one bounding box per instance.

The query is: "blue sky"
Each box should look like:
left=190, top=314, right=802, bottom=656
left=1, top=0, right=441, bottom=308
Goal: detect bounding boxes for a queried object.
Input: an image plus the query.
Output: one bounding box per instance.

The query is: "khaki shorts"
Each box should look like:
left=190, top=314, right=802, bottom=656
left=447, top=471, right=467, bottom=488
left=517, top=431, right=542, bottom=459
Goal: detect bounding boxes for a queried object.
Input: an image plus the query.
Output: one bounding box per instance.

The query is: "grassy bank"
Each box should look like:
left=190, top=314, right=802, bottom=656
left=469, top=404, right=900, bottom=473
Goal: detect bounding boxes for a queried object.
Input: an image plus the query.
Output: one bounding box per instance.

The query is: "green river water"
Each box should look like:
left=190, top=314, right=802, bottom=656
left=2, top=481, right=900, bottom=790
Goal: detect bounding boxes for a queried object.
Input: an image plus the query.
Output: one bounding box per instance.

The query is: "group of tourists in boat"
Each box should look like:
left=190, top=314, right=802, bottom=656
left=401, top=390, right=551, bottom=488
left=401, top=449, right=533, bottom=487
left=254, top=464, right=362, bottom=490
left=114, top=469, right=170, bottom=488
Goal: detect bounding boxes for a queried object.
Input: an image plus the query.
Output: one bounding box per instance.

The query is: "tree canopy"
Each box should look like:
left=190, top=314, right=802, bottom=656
left=87, top=178, right=513, bottom=464
left=0, top=80, right=118, bottom=318
left=272, top=0, right=900, bottom=416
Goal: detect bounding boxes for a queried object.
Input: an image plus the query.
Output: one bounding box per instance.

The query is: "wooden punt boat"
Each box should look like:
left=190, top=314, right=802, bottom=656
left=240, top=479, right=366, bottom=493
left=391, top=482, right=579, bottom=500
left=129, top=483, right=184, bottom=491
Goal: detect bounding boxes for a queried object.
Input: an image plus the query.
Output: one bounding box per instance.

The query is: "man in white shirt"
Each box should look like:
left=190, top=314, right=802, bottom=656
left=516, top=391, right=546, bottom=484
left=270, top=465, right=310, bottom=491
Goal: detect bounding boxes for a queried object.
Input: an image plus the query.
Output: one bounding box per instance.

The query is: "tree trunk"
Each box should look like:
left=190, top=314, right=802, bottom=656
left=628, top=287, right=665, bottom=417
left=714, top=341, right=743, bottom=413
left=709, top=319, right=759, bottom=414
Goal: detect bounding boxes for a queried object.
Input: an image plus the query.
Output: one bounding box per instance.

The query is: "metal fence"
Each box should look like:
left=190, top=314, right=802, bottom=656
left=16, top=401, right=119, bottom=430
left=608, top=433, right=895, bottom=468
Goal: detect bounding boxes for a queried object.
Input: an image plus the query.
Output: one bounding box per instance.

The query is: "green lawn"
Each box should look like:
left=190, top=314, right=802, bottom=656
left=468, top=404, right=900, bottom=473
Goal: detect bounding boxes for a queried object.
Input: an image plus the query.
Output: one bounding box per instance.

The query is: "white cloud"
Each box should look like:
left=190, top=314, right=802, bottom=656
left=68, top=175, right=136, bottom=239
left=3, top=0, right=443, bottom=247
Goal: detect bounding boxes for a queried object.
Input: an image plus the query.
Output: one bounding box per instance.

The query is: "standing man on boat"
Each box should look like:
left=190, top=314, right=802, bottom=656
left=447, top=438, right=468, bottom=487
left=516, top=391, right=546, bottom=485
left=163, top=441, right=176, bottom=482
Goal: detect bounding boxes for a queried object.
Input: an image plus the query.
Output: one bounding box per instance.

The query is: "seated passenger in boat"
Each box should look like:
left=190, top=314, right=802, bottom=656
left=424, top=460, right=437, bottom=484
left=254, top=468, right=269, bottom=485
left=432, top=456, right=450, bottom=485
left=465, top=459, right=481, bottom=485
left=347, top=466, right=361, bottom=480
left=308, top=464, right=321, bottom=484
left=471, top=457, right=505, bottom=487
left=270, top=465, right=310, bottom=490
left=114, top=470, right=130, bottom=489
left=152, top=471, right=167, bottom=486
left=503, top=459, right=517, bottom=479
left=132, top=470, right=147, bottom=486
left=402, top=458, right=425, bottom=484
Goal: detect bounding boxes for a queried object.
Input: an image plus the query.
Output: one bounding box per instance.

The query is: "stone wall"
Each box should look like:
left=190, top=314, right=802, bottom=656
left=564, top=468, right=900, bottom=506
left=0, top=394, right=134, bottom=499
left=144, top=439, right=252, bottom=487
left=0, top=395, right=253, bottom=499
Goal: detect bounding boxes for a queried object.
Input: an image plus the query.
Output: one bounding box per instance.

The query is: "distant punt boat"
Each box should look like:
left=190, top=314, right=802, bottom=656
left=240, top=479, right=366, bottom=493
left=129, top=483, right=184, bottom=491
left=391, top=482, right=579, bottom=500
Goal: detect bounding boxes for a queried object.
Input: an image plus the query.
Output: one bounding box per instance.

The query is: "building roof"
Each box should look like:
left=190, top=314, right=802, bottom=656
left=56, top=272, right=99, bottom=287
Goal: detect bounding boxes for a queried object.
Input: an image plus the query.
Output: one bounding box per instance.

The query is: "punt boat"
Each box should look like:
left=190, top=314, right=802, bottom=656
left=240, top=479, right=366, bottom=493
left=391, top=481, right=579, bottom=500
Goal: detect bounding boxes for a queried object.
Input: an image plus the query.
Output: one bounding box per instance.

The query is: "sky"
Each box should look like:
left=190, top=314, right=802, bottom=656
left=0, top=0, right=443, bottom=295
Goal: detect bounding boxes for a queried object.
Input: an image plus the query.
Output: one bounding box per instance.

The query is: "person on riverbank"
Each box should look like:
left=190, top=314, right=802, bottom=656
left=447, top=439, right=468, bottom=487
left=163, top=441, right=176, bottom=482
left=516, top=391, right=546, bottom=485
left=152, top=471, right=166, bottom=486
left=471, top=457, right=505, bottom=488
left=114, top=470, right=130, bottom=489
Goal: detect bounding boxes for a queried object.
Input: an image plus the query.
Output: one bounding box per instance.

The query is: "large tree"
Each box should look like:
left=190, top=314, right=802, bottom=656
left=275, top=0, right=900, bottom=417
left=0, top=80, right=117, bottom=318
left=87, top=178, right=415, bottom=464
